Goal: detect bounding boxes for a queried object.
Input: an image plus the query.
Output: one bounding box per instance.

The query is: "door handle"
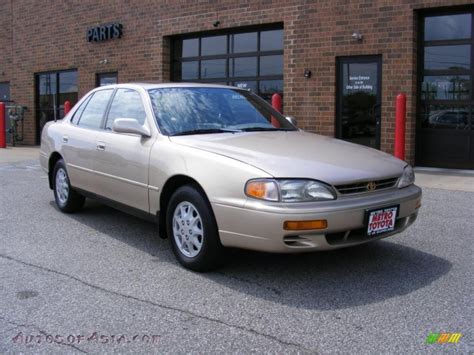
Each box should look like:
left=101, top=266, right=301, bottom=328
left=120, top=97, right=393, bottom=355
left=96, top=142, right=106, bottom=151
left=62, top=135, right=68, bottom=143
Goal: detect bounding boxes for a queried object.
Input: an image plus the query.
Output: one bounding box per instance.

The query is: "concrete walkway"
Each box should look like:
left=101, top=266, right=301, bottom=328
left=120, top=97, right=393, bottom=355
left=1, top=146, right=473, bottom=192
left=0, top=146, right=40, bottom=164
left=414, top=168, right=474, bottom=193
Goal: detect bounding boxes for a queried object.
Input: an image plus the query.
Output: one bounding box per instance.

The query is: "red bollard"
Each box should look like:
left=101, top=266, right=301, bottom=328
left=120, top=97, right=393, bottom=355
left=0, top=102, right=6, bottom=148
left=394, top=93, right=406, bottom=160
left=271, top=93, right=282, bottom=128
left=271, top=93, right=282, bottom=113
left=64, top=100, right=72, bottom=115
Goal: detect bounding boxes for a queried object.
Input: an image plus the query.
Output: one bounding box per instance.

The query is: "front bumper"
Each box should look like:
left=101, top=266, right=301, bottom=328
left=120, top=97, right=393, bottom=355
left=212, top=184, right=422, bottom=253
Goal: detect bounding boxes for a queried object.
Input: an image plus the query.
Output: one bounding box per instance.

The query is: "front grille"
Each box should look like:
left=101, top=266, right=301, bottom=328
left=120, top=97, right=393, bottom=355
left=335, top=177, right=398, bottom=195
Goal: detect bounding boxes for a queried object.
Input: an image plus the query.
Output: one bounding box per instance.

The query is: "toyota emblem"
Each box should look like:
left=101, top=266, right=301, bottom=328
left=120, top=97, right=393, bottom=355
left=367, top=182, right=377, bottom=191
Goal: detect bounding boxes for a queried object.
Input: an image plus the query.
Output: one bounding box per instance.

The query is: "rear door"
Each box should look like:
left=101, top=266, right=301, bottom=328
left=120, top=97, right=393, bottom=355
left=93, top=88, right=154, bottom=212
left=63, top=89, right=114, bottom=193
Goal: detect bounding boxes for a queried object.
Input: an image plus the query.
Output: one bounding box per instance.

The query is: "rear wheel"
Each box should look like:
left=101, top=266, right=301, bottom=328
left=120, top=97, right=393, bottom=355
left=166, top=185, right=224, bottom=271
left=53, top=159, right=85, bottom=213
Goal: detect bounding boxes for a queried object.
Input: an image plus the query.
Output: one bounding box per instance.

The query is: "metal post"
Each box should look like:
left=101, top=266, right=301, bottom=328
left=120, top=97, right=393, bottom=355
left=394, top=93, right=406, bottom=160
left=64, top=100, right=72, bottom=115
left=271, top=93, right=282, bottom=113
left=271, top=93, right=282, bottom=128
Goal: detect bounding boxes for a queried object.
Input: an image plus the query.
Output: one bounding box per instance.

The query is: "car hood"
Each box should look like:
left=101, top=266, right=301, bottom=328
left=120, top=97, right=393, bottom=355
left=169, top=131, right=405, bottom=185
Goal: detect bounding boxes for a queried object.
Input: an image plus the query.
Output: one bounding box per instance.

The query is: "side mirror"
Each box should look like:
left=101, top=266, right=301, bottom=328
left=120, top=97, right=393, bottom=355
left=285, top=116, right=297, bottom=127
left=113, top=118, right=151, bottom=137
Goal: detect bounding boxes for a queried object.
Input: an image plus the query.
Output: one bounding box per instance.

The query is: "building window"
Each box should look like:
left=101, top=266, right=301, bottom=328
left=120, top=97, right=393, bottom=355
left=0, top=82, right=10, bottom=102
left=417, top=10, right=474, bottom=168
left=172, top=26, right=283, bottom=101
left=421, top=12, right=473, bottom=126
left=96, top=72, right=118, bottom=87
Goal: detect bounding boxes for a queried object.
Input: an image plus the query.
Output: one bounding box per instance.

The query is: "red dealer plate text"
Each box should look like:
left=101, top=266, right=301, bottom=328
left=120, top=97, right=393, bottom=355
left=367, top=206, right=398, bottom=236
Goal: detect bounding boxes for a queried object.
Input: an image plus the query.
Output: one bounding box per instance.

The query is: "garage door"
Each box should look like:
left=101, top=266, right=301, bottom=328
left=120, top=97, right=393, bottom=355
left=417, top=11, right=474, bottom=169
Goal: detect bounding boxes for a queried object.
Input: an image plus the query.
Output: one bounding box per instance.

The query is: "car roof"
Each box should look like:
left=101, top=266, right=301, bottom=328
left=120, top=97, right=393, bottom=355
left=104, top=82, right=247, bottom=91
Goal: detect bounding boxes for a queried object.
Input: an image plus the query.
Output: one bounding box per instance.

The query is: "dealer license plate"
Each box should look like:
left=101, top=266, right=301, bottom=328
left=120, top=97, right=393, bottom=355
left=367, top=206, right=398, bottom=236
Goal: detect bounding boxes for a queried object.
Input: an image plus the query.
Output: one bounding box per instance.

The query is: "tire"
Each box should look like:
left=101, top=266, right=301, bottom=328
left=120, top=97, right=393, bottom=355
left=166, top=185, right=224, bottom=271
left=52, top=159, right=85, bottom=213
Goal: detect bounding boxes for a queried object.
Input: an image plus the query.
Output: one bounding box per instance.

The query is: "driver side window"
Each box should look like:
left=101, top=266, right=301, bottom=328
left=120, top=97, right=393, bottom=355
left=105, top=89, right=147, bottom=130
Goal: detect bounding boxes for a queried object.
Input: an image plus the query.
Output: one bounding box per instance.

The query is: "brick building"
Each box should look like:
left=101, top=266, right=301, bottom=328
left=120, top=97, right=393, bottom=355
left=0, top=0, right=473, bottom=169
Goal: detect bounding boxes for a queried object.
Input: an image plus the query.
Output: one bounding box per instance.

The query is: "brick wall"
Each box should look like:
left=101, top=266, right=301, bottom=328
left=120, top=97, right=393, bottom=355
left=0, top=1, right=12, bottom=91
left=1, top=0, right=472, bottom=163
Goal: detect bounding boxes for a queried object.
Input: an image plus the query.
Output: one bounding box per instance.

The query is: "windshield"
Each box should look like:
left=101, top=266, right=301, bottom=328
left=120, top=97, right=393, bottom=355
left=148, top=87, right=296, bottom=136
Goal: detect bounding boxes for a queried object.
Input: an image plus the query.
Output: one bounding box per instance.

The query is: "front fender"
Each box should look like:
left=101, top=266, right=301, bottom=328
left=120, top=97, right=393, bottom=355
left=148, top=137, right=271, bottom=214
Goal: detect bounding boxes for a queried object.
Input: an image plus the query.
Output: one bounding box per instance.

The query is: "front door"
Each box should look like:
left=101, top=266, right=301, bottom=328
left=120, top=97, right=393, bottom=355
left=336, top=56, right=382, bottom=149
left=35, top=70, right=78, bottom=144
left=94, top=88, right=153, bottom=212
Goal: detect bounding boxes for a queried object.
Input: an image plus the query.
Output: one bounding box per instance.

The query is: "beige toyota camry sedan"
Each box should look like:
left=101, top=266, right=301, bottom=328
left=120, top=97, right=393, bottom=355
left=40, top=83, right=422, bottom=271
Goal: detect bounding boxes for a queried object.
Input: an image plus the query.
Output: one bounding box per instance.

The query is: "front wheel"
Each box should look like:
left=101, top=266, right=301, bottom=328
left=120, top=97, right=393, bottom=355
left=53, top=159, right=85, bottom=213
left=166, top=185, right=224, bottom=271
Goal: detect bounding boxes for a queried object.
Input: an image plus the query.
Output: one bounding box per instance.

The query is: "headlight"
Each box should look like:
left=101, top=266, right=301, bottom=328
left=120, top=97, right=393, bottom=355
left=245, top=179, right=336, bottom=202
left=398, top=165, right=415, bottom=188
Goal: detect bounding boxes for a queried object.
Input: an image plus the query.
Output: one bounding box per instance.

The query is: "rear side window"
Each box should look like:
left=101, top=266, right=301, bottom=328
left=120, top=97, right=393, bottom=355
left=77, top=89, right=113, bottom=129
left=105, top=89, right=147, bottom=130
left=71, top=94, right=92, bottom=125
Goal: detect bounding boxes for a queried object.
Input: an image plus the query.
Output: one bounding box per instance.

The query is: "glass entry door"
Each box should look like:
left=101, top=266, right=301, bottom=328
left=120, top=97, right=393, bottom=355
left=35, top=70, right=78, bottom=143
left=336, top=56, right=382, bottom=149
left=96, top=72, right=118, bottom=87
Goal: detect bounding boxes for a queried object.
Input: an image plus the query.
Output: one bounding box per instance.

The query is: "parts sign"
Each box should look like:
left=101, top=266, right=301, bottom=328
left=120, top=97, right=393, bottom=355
left=87, top=23, right=123, bottom=43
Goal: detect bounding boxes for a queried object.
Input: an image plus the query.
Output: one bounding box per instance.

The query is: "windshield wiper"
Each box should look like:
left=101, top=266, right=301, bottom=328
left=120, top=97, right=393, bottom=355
left=171, top=128, right=242, bottom=136
left=240, top=127, right=294, bottom=132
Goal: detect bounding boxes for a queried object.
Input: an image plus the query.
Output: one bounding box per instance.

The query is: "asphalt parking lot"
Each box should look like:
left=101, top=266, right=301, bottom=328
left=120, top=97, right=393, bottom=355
left=0, top=151, right=472, bottom=353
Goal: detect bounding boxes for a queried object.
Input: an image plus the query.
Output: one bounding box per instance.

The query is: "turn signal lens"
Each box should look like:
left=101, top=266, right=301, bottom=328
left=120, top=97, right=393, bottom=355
left=283, top=220, right=328, bottom=231
left=245, top=179, right=279, bottom=201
